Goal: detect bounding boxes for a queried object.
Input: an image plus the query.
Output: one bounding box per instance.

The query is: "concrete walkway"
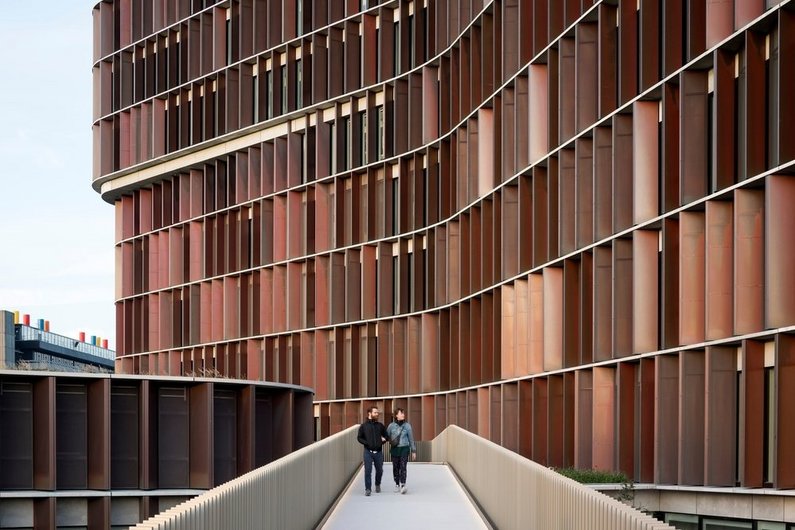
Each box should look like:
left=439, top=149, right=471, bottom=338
left=321, top=462, right=489, bottom=529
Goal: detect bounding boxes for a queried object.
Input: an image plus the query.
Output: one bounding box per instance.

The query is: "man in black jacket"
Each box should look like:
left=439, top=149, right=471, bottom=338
left=357, top=406, right=387, bottom=496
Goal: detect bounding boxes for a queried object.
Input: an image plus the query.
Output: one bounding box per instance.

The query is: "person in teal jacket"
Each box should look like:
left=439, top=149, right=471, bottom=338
left=386, top=407, right=416, bottom=494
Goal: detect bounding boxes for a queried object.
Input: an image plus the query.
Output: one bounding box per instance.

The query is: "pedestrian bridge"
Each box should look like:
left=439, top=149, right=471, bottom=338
left=321, top=462, right=488, bottom=529
left=132, top=425, right=673, bottom=530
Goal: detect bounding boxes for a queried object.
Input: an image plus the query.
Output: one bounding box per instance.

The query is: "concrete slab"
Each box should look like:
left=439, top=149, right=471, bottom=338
left=321, top=463, right=488, bottom=529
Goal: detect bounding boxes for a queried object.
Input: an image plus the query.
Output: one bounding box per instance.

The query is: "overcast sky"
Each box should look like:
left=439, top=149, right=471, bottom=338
left=0, top=1, right=116, bottom=347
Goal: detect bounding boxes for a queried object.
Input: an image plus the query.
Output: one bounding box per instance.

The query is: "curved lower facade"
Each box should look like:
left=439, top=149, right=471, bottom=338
left=0, top=370, right=312, bottom=528
left=94, top=0, right=795, bottom=495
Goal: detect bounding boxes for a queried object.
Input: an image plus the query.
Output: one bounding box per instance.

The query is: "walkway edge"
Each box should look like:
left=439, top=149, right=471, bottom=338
left=445, top=461, right=496, bottom=530
left=314, top=463, right=363, bottom=530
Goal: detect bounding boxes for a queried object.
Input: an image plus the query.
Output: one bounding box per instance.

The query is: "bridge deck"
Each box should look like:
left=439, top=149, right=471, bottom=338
left=321, top=462, right=489, bottom=529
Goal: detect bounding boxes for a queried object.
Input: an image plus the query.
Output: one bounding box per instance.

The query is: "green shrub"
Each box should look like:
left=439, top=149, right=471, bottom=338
left=554, top=467, right=630, bottom=484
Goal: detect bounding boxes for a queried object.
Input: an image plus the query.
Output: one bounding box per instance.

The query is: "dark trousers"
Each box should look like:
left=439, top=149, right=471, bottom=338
left=363, top=449, right=383, bottom=490
left=392, top=454, right=408, bottom=485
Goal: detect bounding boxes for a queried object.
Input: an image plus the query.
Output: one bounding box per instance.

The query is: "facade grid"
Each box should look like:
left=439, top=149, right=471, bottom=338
left=94, top=0, right=795, bottom=499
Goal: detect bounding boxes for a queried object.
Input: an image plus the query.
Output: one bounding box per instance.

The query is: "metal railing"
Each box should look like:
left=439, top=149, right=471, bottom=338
left=133, top=425, right=361, bottom=530
left=15, top=325, right=115, bottom=361
left=431, top=425, right=674, bottom=530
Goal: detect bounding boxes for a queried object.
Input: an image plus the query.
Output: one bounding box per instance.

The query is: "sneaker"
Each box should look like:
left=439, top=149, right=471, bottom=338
left=394, top=484, right=400, bottom=493
left=400, top=484, right=407, bottom=494
left=375, top=485, right=381, bottom=493
left=365, top=489, right=371, bottom=496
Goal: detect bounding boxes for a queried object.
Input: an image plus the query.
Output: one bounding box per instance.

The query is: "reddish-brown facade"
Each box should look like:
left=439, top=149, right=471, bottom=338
left=94, top=0, right=795, bottom=492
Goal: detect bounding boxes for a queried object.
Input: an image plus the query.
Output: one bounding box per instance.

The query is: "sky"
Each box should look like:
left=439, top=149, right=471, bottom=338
left=0, top=1, right=116, bottom=347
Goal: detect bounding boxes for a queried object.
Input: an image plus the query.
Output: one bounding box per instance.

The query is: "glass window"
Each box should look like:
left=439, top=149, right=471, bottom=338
left=407, top=251, right=413, bottom=311
left=252, top=70, right=259, bottom=123
left=297, top=0, right=303, bottom=36
left=392, top=176, right=399, bottom=234
left=359, top=111, right=367, bottom=166
left=702, top=518, right=752, bottom=530
left=296, top=58, right=303, bottom=109
left=757, top=522, right=786, bottom=530
left=375, top=27, right=381, bottom=81
left=342, top=116, right=351, bottom=170
left=329, top=122, right=337, bottom=174
left=707, top=71, right=715, bottom=192
left=394, top=21, right=400, bottom=75
left=281, top=66, right=288, bottom=114
left=392, top=254, right=399, bottom=314
left=664, top=513, right=698, bottom=530
left=376, top=106, right=385, bottom=161
left=226, top=11, right=232, bottom=65
left=407, top=14, right=414, bottom=69
left=764, top=365, right=775, bottom=485
left=265, top=70, right=273, bottom=119
left=299, top=132, right=306, bottom=184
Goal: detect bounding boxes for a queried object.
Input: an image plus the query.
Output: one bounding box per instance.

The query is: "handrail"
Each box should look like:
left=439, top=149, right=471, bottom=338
left=431, top=425, right=674, bottom=530
left=133, top=425, right=361, bottom=530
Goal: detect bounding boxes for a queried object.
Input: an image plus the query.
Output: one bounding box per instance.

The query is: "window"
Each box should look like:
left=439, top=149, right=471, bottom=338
left=421, top=248, right=427, bottom=308
left=341, top=116, right=351, bottom=170
left=359, top=110, right=367, bottom=166
left=407, top=251, right=413, bottom=311
left=247, top=211, right=254, bottom=269
left=226, top=9, right=232, bottom=65
left=253, top=69, right=259, bottom=122
left=344, top=178, right=353, bottom=245
left=421, top=167, right=428, bottom=226
left=392, top=254, right=399, bottom=314
left=702, top=518, right=752, bottom=530
left=330, top=122, right=337, bottom=174
left=420, top=6, right=428, bottom=63
left=407, top=14, right=414, bottom=69
left=189, top=91, right=196, bottom=144
left=360, top=174, right=368, bottom=240
left=297, top=0, right=303, bottom=36
left=329, top=184, right=337, bottom=247
left=300, top=261, right=308, bottom=326
left=757, top=522, right=786, bottom=530
left=708, top=69, right=715, bottom=191
left=376, top=106, right=385, bottom=160
left=765, top=31, right=775, bottom=170
left=199, top=90, right=206, bottom=141
left=265, top=69, right=273, bottom=119
left=376, top=27, right=381, bottom=81
left=664, top=513, right=698, bottom=530
left=281, top=66, right=288, bottom=114
left=764, top=365, right=775, bottom=485
left=296, top=58, right=303, bottom=109
left=299, top=132, right=306, bottom=184
left=392, top=176, right=399, bottom=234
left=394, top=21, right=400, bottom=75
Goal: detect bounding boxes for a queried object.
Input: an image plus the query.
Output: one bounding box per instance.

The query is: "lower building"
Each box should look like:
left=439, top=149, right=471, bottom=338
left=0, top=370, right=313, bottom=529
left=0, top=310, right=114, bottom=373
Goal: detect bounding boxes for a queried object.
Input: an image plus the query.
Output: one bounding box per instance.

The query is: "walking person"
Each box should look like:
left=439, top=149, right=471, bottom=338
left=357, top=406, right=387, bottom=496
left=386, top=407, right=416, bottom=494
